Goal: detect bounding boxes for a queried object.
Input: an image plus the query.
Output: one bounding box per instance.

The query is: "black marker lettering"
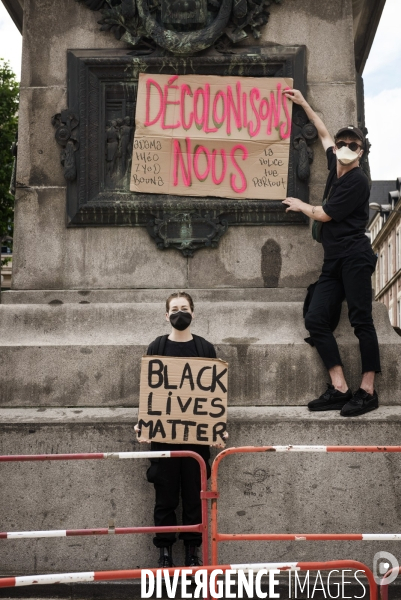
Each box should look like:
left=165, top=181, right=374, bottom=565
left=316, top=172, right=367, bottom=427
left=180, top=363, right=195, bottom=390
left=152, top=419, right=166, bottom=439
left=196, top=423, right=209, bottom=442
left=196, top=366, right=212, bottom=391
left=147, top=391, right=162, bottom=415
left=166, top=419, right=181, bottom=440
left=138, top=419, right=154, bottom=439
left=209, top=397, right=225, bottom=418
left=194, top=397, right=208, bottom=415
left=211, top=365, right=227, bottom=393
left=181, top=420, right=197, bottom=442
left=166, top=391, right=172, bottom=415
left=212, top=422, right=227, bottom=442
left=177, top=396, right=193, bottom=413
left=148, top=359, right=164, bottom=388
left=164, top=365, right=177, bottom=389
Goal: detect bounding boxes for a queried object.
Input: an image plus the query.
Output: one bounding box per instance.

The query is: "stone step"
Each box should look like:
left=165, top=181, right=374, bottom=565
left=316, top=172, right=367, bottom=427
left=0, top=301, right=399, bottom=407
left=1, top=406, right=401, bottom=578
left=1, top=288, right=307, bottom=304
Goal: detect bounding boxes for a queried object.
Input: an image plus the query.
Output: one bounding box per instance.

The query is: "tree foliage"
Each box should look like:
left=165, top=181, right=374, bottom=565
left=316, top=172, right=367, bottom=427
left=0, top=59, right=19, bottom=255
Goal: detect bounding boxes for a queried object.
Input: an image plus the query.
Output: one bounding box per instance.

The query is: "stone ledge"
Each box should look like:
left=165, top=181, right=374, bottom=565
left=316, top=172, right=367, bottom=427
left=1, top=288, right=308, bottom=305
left=0, top=301, right=397, bottom=344
left=1, top=405, right=401, bottom=425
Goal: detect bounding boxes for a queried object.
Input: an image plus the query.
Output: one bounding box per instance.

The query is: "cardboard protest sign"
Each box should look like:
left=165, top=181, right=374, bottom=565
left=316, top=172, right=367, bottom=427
left=137, top=356, right=228, bottom=445
left=130, top=73, right=293, bottom=200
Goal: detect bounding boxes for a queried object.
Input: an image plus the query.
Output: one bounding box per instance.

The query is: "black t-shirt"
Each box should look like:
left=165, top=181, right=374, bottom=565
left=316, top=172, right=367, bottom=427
left=321, top=147, right=371, bottom=259
left=164, top=338, right=199, bottom=357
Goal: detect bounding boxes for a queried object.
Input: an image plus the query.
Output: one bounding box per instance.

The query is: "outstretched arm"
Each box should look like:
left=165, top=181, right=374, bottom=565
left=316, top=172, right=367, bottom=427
left=282, top=197, right=331, bottom=222
left=284, top=89, right=334, bottom=151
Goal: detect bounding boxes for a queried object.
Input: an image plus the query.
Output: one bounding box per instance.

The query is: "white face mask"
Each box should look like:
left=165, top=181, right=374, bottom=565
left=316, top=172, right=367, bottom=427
left=335, top=145, right=362, bottom=165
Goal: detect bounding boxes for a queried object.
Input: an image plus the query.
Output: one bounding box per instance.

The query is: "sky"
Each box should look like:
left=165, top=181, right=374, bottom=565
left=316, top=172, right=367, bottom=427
left=0, top=0, right=400, bottom=181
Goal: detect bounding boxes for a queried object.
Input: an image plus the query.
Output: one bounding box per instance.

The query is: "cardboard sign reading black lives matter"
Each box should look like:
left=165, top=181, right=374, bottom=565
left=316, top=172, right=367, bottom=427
left=138, top=356, right=228, bottom=445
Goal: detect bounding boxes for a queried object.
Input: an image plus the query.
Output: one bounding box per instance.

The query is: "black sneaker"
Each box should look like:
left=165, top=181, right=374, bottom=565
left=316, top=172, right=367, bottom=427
left=185, top=546, right=202, bottom=567
left=308, top=384, right=352, bottom=411
left=158, top=546, right=174, bottom=568
left=340, top=388, right=379, bottom=417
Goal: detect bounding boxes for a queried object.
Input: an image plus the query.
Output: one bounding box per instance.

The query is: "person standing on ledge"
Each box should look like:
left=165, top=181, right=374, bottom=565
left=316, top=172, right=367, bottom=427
left=135, top=291, right=227, bottom=569
left=282, top=89, right=381, bottom=417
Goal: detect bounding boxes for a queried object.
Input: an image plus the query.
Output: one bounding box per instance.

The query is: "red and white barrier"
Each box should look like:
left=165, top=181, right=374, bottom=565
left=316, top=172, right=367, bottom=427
left=0, top=560, right=374, bottom=589
left=210, top=445, right=401, bottom=566
left=0, top=449, right=210, bottom=567
left=0, top=451, right=171, bottom=462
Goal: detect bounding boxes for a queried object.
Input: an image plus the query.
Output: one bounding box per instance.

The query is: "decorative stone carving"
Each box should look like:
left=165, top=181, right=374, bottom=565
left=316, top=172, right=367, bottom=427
left=51, top=110, right=79, bottom=181
left=76, top=0, right=283, bottom=54
left=105, top=116, right=134, bottom=183
left=55, top=46, right=314, bottom=254
left=292, top=109, right=318, bottom=182
left=147, top=212, right=229, bottom=256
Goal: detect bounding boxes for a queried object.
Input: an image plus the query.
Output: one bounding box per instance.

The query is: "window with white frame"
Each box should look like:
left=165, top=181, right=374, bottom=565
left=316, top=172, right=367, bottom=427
left=397, top=230, right=400, bottom=271
left=388, top=242, right=393, bottom=280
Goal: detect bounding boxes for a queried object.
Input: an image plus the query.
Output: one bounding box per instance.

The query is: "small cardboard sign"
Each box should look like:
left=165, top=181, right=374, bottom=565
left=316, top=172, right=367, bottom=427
left=138, top=356, right=229, bottom=445
left=130, top=73, right=293, bottom=200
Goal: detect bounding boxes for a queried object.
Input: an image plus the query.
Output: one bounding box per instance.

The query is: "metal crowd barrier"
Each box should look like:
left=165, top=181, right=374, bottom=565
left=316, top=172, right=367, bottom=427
left=379, top=566, right=401, bottom=600
left=0, top=560, right=378, bottom=600
left=2, top=445, right=401, bottom=599
left=210, top=445, right=401, bottom=568
left=0, top=450, right=210, bottom=565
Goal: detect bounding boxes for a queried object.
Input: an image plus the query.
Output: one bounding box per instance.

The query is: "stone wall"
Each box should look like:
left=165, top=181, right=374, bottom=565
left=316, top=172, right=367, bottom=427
left=2, top=0, right=401, bottom=583
left=11, top=0, right=357, bottom=291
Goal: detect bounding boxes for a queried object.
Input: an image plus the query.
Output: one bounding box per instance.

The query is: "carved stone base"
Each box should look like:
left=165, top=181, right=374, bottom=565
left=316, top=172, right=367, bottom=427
left=147, top=211, right=228, bottom=256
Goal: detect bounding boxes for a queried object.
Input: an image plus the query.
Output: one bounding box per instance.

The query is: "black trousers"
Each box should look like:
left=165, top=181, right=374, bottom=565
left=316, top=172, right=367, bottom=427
left=147, top=442, right=211, bottom=548
left=304, top=250, right=381, bottom=374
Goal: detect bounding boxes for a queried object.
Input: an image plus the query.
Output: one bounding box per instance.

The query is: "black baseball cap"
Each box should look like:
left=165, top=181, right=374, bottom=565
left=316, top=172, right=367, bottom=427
left=335, top=126, right=365, bottom=145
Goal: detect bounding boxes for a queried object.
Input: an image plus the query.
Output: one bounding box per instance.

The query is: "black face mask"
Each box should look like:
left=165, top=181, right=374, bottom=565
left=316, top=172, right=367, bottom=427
left=169, top=311, right=192, bottom=331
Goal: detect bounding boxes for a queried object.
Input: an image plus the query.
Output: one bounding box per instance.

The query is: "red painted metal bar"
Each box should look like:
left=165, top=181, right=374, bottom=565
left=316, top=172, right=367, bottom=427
left=0, top=525, right=203, bottom=540
left=210, top=446, right=401, bottom=566
left=379, top=566, right=401, bottom=600
left=0, top=450, right=209, bottom=568
left=0, top=453, right=106, bottom=461
left=0, top=560, right=378, bottom=600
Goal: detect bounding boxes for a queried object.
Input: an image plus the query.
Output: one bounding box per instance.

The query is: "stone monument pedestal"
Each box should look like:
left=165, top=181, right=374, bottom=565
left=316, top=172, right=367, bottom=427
left=1, top=0, right=400, bottom=587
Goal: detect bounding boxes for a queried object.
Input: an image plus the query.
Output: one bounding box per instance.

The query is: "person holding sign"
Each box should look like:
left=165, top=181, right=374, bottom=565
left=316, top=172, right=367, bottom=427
left=282, top=89, right=380, bottom=417
left=135, top=291, right=228, bottom=569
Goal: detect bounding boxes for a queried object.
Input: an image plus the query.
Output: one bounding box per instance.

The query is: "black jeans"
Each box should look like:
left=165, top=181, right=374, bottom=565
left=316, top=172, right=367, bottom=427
left=305, top=250, right=381, bottom=374
left=147, top=442, right=211, bottom=548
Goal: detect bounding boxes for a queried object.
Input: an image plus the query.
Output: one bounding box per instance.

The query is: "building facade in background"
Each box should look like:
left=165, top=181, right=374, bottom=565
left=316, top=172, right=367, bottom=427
left=369, top=178, right=401, bottom=329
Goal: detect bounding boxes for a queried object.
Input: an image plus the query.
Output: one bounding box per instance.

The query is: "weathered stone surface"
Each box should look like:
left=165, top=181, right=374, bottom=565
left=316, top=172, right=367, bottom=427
left=12, top=188, right=328, bottom=291
left=12, top=189, right=188, bottom=290
left=21, top=0, right=129, bottom=88
left=16, top=87, right=68, bottom=188
left=0, top=301, right=399, bottom=407
left=1, top=406, right=401, bottom=575
left=263, top=0, right=356, bottom=84
left=305, top=83, right=359, bottom=190
left=11, top=0, right=360, bottom=291
left=188, top=226, right=324, bottom=288
left=1, top=288, right=308, bottom=304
